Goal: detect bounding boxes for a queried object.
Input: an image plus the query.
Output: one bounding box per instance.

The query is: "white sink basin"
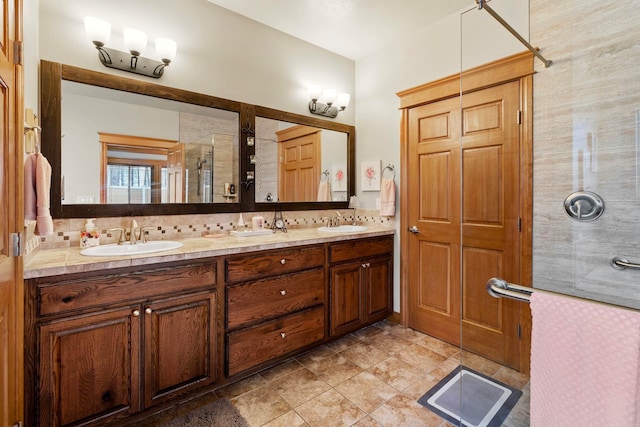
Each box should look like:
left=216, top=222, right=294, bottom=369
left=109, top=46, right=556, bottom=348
left=80, top=241, right=183, bottom=257
left=317, top=225, right=368, bottom=233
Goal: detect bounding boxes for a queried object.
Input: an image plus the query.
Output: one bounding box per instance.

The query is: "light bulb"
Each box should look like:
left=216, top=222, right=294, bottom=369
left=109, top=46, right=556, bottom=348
left=84, top=17, right=111, bottom=47
left=323, top=89, right=337, bottom=105
left=337, top=93, right=350, bottom=110
left=123, top=28, right=147, bottom=56
left=308, top=84, right=322, bottom=101
left=156, top=38, right=177, bottom=64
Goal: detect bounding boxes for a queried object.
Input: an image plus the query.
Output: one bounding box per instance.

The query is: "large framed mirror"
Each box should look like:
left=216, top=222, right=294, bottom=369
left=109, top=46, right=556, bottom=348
left=40, top=60, right=355, bottom=218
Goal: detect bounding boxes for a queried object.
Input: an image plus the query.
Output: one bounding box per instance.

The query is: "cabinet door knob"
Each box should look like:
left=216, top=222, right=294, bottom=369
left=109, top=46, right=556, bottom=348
left=280, top=332, right=286, bottom=338
left=145, top=308, right=152, bottom=314
left=280, top=290, right=287, bottom=296
left=280, top=258, right=286, bottom=265
left=361, top=263, right=367, bottom=269
left=132, top=309, right=140, bottom=317
left=366, top=262, right=371, bottom=268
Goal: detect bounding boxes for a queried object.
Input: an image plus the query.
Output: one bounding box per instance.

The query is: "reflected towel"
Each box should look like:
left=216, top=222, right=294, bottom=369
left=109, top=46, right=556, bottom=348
left=24, top=152, right=54, bottom=236
left=24, top=153, right=37, bottom=220
left=379, top=177, right=395, bottom=216
left=530, top=291, right=640, bottom=427
left=317, top=180, right=331, bottom=202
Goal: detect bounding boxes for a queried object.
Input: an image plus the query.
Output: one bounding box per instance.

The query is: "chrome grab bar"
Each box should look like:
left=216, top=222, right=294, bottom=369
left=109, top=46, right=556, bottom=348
left=486, top=278, right=533, bottom=303
left=610, top=256, right=640, bottom=271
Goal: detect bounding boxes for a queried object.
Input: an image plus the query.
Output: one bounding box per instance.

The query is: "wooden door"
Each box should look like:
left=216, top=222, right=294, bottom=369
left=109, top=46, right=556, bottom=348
left=407, top=82, right=522, bottom=369
left=0, top=1, right=22, bottom=426
left=277, top=125, right=321, bottom=202
left=38, top=307, right=141, bottom=426
left=143, top=292, right=217, bottom=408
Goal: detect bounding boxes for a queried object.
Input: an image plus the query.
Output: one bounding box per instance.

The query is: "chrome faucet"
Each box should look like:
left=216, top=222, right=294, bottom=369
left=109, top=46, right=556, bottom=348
left=328, top=211, right=342, bottom=227
left=129, top=220, right=139, bottom=244
left=109, top=227, right=126, bottom=245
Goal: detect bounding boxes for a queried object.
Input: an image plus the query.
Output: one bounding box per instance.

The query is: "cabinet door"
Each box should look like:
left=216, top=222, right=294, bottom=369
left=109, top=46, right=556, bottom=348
left=39, top=307, right=141, bottom=427
left=330, top=261, right=365, bottom=337
left=143, top=292, right=217, bottom=408
left=365, top=255, right=393, bottom=323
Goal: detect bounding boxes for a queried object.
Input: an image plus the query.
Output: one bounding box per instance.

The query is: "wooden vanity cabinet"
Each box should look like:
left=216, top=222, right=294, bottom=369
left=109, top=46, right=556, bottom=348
left=329, top=236, right=394, bottom=337
left=225, top=245, right=326, bottom=377
left=26, top=261, right=218, bottom=427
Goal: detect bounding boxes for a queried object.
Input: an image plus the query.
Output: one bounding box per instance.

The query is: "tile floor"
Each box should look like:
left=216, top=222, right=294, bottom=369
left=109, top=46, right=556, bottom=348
left=142, top=320, right=530, bottom=427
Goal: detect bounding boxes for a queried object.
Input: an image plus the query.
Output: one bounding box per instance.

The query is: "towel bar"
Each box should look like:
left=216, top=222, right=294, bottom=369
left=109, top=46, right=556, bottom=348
left=610, top=256, right=640, bottom=271
left=486, top=278, right=533, bottom=303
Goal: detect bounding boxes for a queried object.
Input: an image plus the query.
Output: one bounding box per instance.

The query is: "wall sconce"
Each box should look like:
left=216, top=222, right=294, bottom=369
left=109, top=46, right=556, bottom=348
left=84, top=17, right=177, bottom=79
left=308, top=85, right=350, bottom=118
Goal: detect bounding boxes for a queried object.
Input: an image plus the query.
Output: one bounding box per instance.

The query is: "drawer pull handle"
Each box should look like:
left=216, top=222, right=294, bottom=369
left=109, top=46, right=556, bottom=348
left=280, top=332, right=286, bottom=339
left=280, top=259, right=286, bottom=265
left=132, top=309, right=140, bottom=317
left=280, top=290, right=287, bottom=296
left=145, top=308, right=152, bottom=314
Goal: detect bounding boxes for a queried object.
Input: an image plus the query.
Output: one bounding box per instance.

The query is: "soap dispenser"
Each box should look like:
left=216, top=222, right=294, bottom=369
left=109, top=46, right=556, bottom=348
left=80, top=218, right=100, bottom=248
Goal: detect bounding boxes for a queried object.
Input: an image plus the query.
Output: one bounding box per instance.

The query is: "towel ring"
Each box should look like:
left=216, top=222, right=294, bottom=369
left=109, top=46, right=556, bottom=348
left=382, top=164, right=395, bottom=179
left=320, top=170, right=330, bottom=182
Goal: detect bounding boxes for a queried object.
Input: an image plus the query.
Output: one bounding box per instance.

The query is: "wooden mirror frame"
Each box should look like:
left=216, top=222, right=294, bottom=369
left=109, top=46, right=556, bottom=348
left=40, top=60, right=355, bottom=218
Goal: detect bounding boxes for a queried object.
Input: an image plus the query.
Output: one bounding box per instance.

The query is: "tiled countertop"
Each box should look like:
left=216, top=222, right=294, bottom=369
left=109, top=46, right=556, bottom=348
left=24, top=226, right=395, bottom=279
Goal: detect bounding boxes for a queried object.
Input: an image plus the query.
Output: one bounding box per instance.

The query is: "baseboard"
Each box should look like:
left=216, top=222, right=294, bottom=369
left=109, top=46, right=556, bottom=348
left=387, top=311, right=401, bottom=324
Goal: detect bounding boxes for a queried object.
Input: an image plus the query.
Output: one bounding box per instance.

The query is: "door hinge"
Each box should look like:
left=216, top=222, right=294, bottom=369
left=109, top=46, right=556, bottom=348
left=516, top=110, right=522, bottom=125
left=13, top=41, right=22, bottom=66
left=10, top=232, right=23, bottom=257
left=517, top=323, right=522, bottom=339
left=517, top=217, right=522, bottom=232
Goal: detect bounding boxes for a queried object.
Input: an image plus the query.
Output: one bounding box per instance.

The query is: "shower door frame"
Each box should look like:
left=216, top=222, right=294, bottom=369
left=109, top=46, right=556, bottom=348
left=397, top=50, right=535, bottom=373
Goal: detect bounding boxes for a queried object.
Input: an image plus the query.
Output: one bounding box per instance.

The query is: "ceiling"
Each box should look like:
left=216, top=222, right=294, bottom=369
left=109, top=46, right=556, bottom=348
left=207, top=0, right=474, bottom=60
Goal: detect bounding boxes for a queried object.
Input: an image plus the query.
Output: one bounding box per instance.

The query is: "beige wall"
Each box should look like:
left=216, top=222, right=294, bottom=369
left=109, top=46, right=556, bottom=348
left=34, top=0, right=355, bottom=124
left=531, top=0, right=640, bottom=309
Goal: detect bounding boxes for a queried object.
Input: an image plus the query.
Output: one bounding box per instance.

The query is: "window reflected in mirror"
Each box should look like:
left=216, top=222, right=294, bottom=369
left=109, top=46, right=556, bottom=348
left=61, top=80, right=239, bottom=205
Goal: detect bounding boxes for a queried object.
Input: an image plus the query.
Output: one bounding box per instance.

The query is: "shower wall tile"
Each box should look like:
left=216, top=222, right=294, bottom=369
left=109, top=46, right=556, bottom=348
left=531, top=0, right=640, bottom=309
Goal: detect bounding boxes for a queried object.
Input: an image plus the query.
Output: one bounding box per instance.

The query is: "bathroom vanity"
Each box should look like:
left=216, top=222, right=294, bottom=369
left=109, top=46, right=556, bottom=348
left=23, top=229, right=393, bottom=426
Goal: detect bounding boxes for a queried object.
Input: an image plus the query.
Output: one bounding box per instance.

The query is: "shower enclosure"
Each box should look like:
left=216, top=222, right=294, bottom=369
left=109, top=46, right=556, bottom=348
left=457, top=0, right=640, bottom=425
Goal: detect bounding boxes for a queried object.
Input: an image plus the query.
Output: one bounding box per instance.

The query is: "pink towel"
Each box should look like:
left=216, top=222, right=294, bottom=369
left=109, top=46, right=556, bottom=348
left=530, top=291, right=640, bottom=427
left=24, top=152, right=54, bottom=236
left=379, top=177, right=395, bottom=216
left=317, top=181, right=331, bottom=202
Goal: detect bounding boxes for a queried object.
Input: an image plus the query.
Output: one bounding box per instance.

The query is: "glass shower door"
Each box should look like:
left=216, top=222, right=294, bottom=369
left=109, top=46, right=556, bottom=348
left=459, top=1, right=640, bottom=426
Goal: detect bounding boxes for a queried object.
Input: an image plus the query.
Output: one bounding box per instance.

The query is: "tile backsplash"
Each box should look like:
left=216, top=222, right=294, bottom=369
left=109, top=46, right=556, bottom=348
left=25, top=209, right=395, bottom=254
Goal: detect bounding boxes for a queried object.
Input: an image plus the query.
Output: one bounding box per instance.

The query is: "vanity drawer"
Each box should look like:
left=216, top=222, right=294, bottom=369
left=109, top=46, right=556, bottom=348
left=329, top=236, right=393, bottom=264
left=226, top=306, right=325, bottom=376
left=225, top=245, right=324, bottom=283
left=37, top=263, right=217, bottom=317
left=227, top=268, right=324, bottom=330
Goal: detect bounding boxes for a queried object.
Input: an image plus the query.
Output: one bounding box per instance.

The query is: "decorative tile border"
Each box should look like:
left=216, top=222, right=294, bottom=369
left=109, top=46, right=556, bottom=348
left=25, top=209, right=395, bottom=254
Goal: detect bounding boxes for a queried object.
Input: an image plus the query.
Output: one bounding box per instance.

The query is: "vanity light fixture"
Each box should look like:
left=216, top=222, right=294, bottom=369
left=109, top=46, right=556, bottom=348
left=84, top=17, right=177, bottom=79
left=308, top=84, right=350, bottom=118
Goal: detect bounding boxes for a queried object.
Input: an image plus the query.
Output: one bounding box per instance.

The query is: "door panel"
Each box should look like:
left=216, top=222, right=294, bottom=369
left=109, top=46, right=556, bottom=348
left=408, top=96, right=461, bottom=344
left=460, top=82, right=521, bottom=369
left=144, top=292, right=217, bottom=408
